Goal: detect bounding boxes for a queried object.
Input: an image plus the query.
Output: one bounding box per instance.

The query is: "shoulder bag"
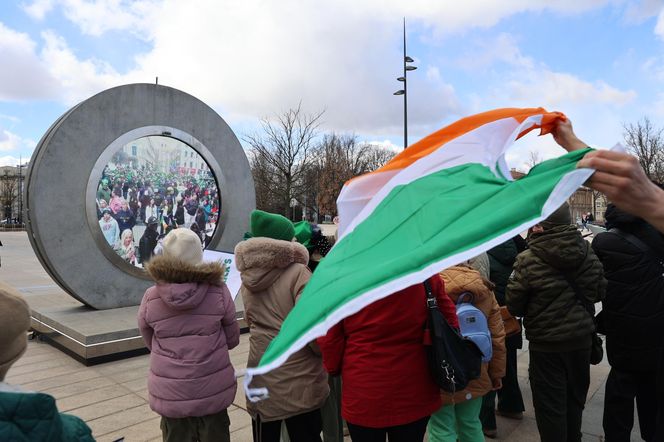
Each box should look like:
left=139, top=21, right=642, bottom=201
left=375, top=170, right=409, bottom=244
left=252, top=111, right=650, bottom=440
left=423, top=279, right=482, bottom=393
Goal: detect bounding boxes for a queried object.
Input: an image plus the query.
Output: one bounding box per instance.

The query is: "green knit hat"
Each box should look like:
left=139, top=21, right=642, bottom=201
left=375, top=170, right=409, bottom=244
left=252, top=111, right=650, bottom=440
left=294, top=221, right=313, bottom=250
left=250, top=210, right=295, bottom=241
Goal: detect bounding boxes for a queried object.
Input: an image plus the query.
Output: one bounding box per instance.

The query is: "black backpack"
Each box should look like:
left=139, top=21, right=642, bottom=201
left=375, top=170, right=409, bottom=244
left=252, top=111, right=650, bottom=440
left=423, top=279, right=483, bottom=393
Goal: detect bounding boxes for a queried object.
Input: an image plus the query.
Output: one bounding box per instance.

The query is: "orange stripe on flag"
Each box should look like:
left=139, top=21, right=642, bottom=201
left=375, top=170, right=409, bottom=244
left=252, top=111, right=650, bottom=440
left=349, top=108, right=565, bottom=183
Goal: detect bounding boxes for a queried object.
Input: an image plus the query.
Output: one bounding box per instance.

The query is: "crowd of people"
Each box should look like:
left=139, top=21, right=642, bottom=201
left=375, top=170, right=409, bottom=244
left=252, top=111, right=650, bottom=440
left=1, top=118, right=663, bottom=442
left=95, top=162, right=221, bottom=266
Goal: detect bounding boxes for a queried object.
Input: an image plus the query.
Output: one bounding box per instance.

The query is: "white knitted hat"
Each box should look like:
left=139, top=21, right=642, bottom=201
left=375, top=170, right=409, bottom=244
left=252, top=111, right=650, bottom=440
left=162, top=228, right=203, bottom=265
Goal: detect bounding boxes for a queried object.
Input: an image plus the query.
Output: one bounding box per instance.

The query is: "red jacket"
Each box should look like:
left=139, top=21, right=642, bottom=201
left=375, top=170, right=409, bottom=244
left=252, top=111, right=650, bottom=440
left=318, top=276, right=458, bottom=428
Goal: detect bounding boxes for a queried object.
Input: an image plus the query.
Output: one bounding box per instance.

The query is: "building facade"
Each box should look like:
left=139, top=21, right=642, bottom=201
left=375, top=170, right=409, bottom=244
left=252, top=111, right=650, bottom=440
left=0, top=164, right=27, bottom=223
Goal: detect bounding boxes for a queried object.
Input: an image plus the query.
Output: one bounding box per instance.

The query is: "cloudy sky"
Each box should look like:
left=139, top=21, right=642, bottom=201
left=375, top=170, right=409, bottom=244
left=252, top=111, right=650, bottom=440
left=2, top=0, right=664, bottom=170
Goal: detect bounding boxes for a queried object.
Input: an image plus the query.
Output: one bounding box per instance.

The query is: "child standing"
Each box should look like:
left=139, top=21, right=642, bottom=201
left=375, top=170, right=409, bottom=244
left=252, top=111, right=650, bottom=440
left=138, top=228, right=240, bottom=442
left=428, top=264, right=506, bottom=442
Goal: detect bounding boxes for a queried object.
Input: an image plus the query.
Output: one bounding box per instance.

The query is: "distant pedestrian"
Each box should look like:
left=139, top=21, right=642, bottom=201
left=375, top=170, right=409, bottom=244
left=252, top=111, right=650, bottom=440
left=138, top=228, right=240, bottom=442
left=99, top=208, right=120, bottom=247
left=115, top=229, right=138, bottom=265
left=138, top=217, right=159, bottom=264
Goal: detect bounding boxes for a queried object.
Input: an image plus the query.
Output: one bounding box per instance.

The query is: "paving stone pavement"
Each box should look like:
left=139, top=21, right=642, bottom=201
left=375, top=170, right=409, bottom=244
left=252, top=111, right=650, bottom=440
left=0, top=231, right=643, bottom=441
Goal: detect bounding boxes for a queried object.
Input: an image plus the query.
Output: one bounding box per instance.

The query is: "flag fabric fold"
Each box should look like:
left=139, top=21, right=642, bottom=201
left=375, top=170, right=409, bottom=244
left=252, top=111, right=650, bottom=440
left=244, top=107, right=595, bottom=400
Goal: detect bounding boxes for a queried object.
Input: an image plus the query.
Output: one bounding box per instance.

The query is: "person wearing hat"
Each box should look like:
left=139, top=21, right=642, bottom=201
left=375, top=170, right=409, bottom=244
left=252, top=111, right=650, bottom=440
left=0, top=281, right=94, bottom=441
left=294, top=221, right=333, bottom=272
left=138, top=216, right=159, bottom=265
left=138, top=228, right=240, bottom=442
left=235, top=210, right=329, bottom=442
left=506, top=202, right=606, bottom=442
left=99, top=207, right=120, bottom=247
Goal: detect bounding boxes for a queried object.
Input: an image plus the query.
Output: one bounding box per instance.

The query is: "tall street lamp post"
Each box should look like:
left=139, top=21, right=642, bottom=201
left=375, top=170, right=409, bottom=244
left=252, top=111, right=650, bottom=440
left=394, top=18, right=417, bottom=149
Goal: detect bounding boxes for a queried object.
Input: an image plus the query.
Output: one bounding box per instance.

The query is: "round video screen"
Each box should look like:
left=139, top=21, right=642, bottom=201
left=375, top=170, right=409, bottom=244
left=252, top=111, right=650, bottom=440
left=94, top=135, right=221, bottom=268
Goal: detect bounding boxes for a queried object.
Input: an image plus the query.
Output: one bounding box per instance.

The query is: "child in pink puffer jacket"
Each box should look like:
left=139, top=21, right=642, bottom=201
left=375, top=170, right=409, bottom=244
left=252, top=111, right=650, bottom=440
left=138, top=228, right=240, bottom=442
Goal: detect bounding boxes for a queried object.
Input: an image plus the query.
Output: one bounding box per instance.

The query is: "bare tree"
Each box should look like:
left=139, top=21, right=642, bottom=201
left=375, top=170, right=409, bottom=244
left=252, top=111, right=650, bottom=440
left=245, top=104, right=324, bottom=218
left=0, top=171, right=18, bottom=221
left=314, top=134, right=395, bottom=218
left=624, top=117, right=664, bottom=183
left=526, top=150, right=542, bottom=170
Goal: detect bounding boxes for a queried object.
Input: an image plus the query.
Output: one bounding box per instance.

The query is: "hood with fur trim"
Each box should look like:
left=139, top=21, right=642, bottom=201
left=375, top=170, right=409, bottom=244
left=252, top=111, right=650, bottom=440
left=145, top=255, right=225, bottom=310
left=234, top=237, right=309, bottom=292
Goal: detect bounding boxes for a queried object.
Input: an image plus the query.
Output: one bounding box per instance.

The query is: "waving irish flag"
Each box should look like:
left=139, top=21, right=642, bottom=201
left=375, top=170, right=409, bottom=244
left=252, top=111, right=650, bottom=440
left=244, top=107, right=594, bottom=399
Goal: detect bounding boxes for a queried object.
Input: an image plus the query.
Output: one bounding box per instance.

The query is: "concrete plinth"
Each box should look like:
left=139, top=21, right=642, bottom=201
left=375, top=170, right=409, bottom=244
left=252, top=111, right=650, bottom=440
left=30, top=295, right=147, bottom=364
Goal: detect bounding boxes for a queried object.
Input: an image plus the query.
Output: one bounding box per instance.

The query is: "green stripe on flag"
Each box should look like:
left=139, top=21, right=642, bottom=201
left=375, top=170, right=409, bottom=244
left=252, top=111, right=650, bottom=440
left=256, top=148, right=592, bottom=369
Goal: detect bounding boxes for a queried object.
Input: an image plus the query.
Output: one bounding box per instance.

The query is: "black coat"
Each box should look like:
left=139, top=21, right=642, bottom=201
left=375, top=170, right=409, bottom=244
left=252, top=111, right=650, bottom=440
left=591, top=205, right=664, bottom=372
left=138, top=227, right=159, bottom=264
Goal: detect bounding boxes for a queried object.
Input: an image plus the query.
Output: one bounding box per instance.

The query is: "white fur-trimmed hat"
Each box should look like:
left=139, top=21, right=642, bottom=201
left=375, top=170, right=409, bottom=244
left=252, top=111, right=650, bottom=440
left=162, top=228, right=203, bottom=265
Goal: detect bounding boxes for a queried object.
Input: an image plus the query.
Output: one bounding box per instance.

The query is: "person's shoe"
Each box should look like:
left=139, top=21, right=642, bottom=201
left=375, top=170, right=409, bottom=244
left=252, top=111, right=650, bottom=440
left=496, top=410, right=524, bottom=420
left=483, top=428, right=498, bottom=438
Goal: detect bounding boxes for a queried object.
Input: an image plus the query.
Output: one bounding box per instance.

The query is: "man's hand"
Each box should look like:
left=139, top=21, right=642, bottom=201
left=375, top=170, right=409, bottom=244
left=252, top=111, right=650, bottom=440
left=492, top=378, right=503, bottom=391
left=577, top=150, right=664, bottom=231
left=551, top=117, right=588, bottom=152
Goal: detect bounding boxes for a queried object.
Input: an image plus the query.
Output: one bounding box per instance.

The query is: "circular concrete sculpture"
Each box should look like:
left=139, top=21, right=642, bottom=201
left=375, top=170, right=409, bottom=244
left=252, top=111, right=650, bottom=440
left=26, top=84, right=255, bottom=309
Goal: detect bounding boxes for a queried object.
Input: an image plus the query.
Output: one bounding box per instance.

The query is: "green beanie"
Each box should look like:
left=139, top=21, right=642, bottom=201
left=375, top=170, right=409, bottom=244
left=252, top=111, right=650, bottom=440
left=250, top=210, right=295, bottom=241
left=541, top=202, right=572, bottom=229
left=294, top=221, right=313, bottom=250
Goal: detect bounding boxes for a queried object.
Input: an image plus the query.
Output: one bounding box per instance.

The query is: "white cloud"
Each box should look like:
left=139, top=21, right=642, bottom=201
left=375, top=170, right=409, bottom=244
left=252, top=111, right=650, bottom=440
left=0, top=22, right=59, bottom=100
left=507, top=71, right=636, bottom=107
left=366, top=139, right=401, bottom=153
left=22, top=0, right=55, bottom=20
left=6, top=0, right=641, bottom=140
left=31, top=0, right=622, bottom=39
left=40, top=30, right=122, bottom=103
left=23, top=0, right=158, bottom=37
left=0, top=21, right=120, bottom=104
left=624, top=0, right=664, bottom=23
left=455, top=33, right=534, bottom=70
left=0, top=155, right=24, bottom=167
left=0, top=128, right=35, bottom=152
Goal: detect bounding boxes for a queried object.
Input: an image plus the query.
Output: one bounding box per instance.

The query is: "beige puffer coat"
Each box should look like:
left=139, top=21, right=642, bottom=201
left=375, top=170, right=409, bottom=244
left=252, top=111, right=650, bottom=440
left=234, top=237, right=329, bottom=421
left=440, top=265, right=506, bottom=405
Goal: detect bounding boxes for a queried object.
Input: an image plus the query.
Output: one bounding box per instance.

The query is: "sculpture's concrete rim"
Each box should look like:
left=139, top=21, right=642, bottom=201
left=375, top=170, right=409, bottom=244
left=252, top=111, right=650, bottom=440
left=26, top=83, right=255, bottom=309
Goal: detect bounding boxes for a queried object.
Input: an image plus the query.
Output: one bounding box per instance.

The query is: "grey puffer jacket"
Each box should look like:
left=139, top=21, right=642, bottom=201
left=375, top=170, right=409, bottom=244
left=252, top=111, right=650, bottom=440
left=506, top=225, right=606, bottom=352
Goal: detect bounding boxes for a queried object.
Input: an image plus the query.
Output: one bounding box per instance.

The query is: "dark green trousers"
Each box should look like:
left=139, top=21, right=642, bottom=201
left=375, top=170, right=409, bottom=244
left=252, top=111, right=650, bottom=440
left=160, top=408, right=230, bottom=442
left=529, top=348, right=590, bottom=442
left=321, top=375, right=344, bottom=442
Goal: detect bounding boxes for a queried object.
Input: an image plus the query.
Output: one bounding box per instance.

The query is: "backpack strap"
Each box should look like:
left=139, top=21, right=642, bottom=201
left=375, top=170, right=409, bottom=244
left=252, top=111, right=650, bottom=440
left=608, top=228, right=664, bottom=266
left=423, top=279, right=438, bottom=309
left=560, top=270, right=594, bottom=320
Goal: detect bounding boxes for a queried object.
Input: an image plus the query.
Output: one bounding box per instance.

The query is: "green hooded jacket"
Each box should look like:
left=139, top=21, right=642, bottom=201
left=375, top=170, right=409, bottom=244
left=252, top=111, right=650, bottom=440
left=506, top=225, right=606, bottom=352
left=0, top=390, right=94, bottom=442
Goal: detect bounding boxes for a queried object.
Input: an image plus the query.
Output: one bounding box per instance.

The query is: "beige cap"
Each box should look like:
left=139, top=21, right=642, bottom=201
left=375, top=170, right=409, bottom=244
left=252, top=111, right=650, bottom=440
left=0, top=281, right=30, bottom=380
